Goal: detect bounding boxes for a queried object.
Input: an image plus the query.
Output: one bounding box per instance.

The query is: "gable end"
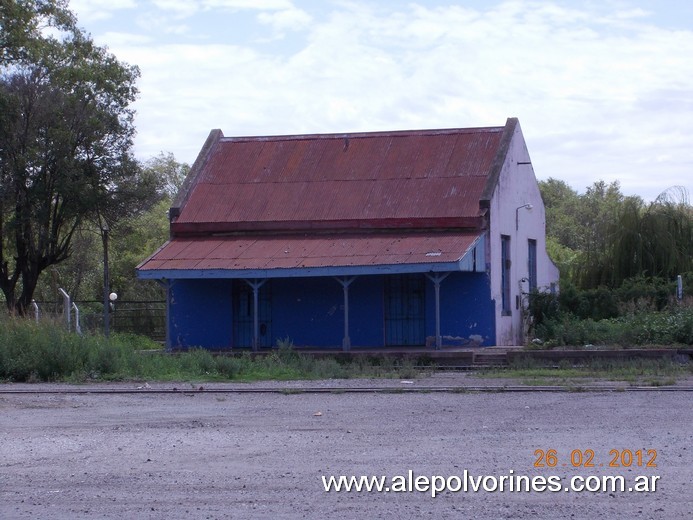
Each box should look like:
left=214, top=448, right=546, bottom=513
left=170, top=129, right=224, bottom=220
left=479, top=117, right=518, bottom=209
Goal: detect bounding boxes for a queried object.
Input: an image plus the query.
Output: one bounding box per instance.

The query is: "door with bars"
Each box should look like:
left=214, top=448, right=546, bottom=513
left=384, top=274, right=426, bottom=346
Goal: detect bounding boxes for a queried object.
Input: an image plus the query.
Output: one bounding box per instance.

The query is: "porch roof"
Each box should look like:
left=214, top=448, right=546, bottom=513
left=137, top=231, right=484, bottom=279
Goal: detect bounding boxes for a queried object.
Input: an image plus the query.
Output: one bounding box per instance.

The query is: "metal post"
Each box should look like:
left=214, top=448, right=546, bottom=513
left=58, top=288, right=71, bottom=331
left=31, top=299, right=40, bottom=323
left=72, top=302, right=82, bottom=335
left=102, top=222, right=110, bottom=338
left=244, top=279, right=266, bottom=351
left=253, top=282, right=259, bottom=351
left=156, top=279, right=172, bottom=350
left=425, top=273, right=450, bottom=350
left=336, top=277, right=356, bottom=351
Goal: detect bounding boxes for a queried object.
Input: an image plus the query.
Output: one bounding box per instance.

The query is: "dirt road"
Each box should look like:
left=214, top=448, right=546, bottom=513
left=1, top=377, right=691, bottom=519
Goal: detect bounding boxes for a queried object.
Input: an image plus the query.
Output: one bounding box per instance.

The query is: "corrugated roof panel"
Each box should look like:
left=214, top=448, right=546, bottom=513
left=139, top=232, right=481, bottom=273
left=175, top=126, right=504, bottom=230
left=237, top=238, right=291, bottom=260
left=150, top=241, right=182, bottom=260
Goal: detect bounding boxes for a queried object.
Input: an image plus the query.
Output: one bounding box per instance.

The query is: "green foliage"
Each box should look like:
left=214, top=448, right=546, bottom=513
left=109, top=198, right=172, bottom=301
left=0, top=1, right=156, bottom=314
left=533, top=306, right=693, bottom=347
left=536, top=178, right=693, bottom=347
left=528, top=274, right=693, bottom=347
left=0, top=0, right=76, bottom=65
left=544, top=236, right=580, bottom=284
left=0, top=318, right=158, bottom=381
left=145, top=152, right=188, bottom=200
left=539, top=178, right=623, bottom=286
left=611, top=188, right=693, bottom=285
left=539, top=179, right=692, bottom=291
left=0, top=321, right=424, bottom=382
left=30, top=163, right=183, bottom=303
left=491, top=357, right=690, bottom=384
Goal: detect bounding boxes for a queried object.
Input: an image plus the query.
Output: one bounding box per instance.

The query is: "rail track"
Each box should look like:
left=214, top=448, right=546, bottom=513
left=1, top=384, right=692, bottom=395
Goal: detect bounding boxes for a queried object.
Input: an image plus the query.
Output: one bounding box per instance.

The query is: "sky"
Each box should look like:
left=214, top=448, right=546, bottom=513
left=67, top=0, right=693, bottom=201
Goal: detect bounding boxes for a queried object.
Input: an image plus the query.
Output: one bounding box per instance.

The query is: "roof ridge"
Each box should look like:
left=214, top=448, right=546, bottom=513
left=220, top=126, right=504, bottom=143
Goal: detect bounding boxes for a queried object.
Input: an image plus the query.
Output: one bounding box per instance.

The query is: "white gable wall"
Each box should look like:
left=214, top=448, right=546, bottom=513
left=487, top=122, right=559, bottom=346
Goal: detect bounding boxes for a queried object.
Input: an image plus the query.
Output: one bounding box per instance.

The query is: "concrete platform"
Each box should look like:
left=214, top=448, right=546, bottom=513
left=218, top=346, right=693, bottom=368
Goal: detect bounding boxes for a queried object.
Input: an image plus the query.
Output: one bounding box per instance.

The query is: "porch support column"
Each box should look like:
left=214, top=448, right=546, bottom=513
left=155, top=279, right=175, bottom=350
left=425, top=272, right=450, bottom=350
left=335, top=276, right=357, bottom=351
left=244, top=279, right=267, bottom=352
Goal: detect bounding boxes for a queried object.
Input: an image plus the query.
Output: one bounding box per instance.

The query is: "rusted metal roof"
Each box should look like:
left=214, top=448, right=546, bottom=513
left=171, top=125, right=507, bottom=235
left=137, top=232, right=482, bottom=277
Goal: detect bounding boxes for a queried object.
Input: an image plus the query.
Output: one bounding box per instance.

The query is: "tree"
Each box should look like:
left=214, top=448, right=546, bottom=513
left=0, top=1, right=157, bottom=314
left=107, top=154, right=189, bottom=301
left=575, top=180, right=626, bottom=288
left=144, top=152, right=188, bottom=199
left=539, top=178, right=583, bottom=251
left=30, top=153, right=188, bottom=304
left=540, top=178, right=692, bottom=291
left=611, top=187, right=692, bottom=285
left=0, top=0, right=75, bottom=65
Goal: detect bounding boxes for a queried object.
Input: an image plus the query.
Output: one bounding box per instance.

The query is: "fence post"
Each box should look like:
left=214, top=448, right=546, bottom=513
left=31, top=299, right=40, bottom=323
left=58, top=288, right=71, bottom=331
left=72, top=302, right=82, bottom=335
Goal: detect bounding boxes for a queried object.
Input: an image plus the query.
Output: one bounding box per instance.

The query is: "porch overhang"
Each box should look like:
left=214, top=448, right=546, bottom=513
left=137, top=232, right=486, bottom=280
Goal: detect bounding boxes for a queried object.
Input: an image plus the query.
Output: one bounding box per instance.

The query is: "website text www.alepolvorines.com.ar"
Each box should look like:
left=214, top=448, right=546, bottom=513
left=321, top=470, right=660, bottom=498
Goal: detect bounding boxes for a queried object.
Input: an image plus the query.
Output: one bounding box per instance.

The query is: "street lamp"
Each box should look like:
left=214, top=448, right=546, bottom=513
left=515, top=203, right=533, bottom=230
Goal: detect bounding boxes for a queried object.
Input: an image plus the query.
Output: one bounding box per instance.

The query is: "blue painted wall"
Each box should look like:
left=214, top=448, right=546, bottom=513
left=169, top=279, right=233, bottom=350
left=272, top=278, right=343, bottom=346
left=425, top=272, right=496, bottom=346
left=167, top=272, right=495, bottom=349
left=349, top=276, right=385, bottom=347
left=271, top=276, right=387, bottom=347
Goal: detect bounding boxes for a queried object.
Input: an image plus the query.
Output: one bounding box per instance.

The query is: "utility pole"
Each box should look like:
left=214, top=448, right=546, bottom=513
left=102, top=220, right=110, bottom=337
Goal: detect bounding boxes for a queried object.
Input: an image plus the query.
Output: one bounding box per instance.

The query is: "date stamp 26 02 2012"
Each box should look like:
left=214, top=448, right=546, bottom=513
left=534, top=449, right=657, bottom=469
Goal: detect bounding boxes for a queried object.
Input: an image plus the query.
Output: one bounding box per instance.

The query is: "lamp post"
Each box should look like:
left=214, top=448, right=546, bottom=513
left=515, top=203, right=533, bottom=230
left=101, top=220, right=110, bottom=337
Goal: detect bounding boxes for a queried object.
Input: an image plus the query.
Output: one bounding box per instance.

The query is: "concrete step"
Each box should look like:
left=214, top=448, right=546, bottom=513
left=472, top=352, right=509, bottom=366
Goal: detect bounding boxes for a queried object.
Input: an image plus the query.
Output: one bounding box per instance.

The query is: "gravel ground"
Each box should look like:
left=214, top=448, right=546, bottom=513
left=1, top=374, right=691, bottom=519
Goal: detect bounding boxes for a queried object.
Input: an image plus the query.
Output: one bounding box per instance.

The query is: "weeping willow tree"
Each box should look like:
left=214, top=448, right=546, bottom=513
left=571, top=181, right=624, bottom=289
left=610, top=187, right=692, bottom=287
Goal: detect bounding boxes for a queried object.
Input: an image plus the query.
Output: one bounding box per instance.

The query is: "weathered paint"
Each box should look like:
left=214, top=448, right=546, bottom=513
left=427, top=271, right=496, bottom=347
left=142, top=118, right=556, bottom=349
left=166, top=272, right=495, bottom=349
left=487, top=121, right=560, bottom=345
left=138, top=232, right=484, bottom=276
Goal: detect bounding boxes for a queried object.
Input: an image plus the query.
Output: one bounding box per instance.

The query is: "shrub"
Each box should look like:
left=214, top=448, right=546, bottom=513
left=534, top=306, right=693, bottom=347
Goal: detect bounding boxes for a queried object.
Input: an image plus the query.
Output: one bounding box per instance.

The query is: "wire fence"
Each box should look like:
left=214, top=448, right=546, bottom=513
left=32, top=300, right=166, bottom=342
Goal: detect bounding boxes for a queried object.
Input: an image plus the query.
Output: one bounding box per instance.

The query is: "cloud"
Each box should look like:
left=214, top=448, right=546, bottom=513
left=68, top=0, right=137, bottom=23
left=257, top=8, right=313, bottom=32
left=75, top=0, right=693, bottom=200
left=202, top=0, right=297, bottom=9
left=150, top=0, right=198, bottom=18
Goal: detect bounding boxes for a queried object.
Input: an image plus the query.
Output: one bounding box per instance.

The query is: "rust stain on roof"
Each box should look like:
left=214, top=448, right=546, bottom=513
left=173, top=126, right=504, bottom=234
left=138, top=232, right=481, bottom=272
left=140, top=122, right=518, bottom=275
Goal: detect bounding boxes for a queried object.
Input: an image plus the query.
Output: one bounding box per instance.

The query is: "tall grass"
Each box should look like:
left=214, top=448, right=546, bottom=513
left=0, top=319, right=420, bottom=382
left=533, top=305, right=693, bottom=347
